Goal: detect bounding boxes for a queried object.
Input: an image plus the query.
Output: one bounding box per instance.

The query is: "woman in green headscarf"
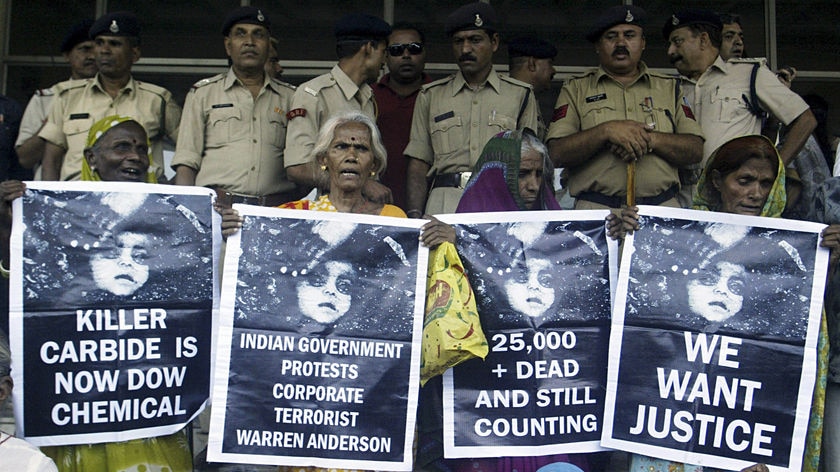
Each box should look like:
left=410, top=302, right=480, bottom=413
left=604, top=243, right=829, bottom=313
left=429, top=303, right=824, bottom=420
left=0, top=116, right=193, bottom=472
left=612, top=135, right=836, bottom=472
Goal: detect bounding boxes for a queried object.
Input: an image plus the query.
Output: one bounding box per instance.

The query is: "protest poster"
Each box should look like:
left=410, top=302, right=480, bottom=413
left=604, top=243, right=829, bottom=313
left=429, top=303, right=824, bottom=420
left=602, top=206, right=829, bottom=471
left=208, top=206, right=427, bottom=471
left=9, top=181, right=219, bottom=446
left=438, top=210, right=617, bottom=458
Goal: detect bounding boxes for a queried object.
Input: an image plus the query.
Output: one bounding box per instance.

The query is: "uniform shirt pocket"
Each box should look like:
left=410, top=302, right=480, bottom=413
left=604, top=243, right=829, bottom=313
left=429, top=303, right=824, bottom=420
left=268, top=115, right=287, bottom=150
left=579, top=98, right=617, bottom=130
left=206, top=106, right=244, bottom=147
left=430, top=115, right=464, bottom=160
left=711, top=86, right=751, bottom=123
left=488, top=112, right=517, bottom=132
left=62, top=115, right=94, bottom=154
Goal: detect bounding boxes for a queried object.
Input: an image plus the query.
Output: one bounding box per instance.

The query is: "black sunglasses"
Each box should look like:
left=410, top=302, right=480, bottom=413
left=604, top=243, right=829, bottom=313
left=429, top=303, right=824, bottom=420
left=388, top=42, right=423, bottom=56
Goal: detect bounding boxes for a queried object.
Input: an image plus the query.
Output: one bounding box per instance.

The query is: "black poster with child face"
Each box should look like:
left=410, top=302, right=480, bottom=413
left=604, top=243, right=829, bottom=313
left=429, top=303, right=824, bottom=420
left=439, top=210, right=617, bottom=458
left=208, top=206, right=427, bottom=471
left=9, top=182, right=218, bottom=446
left=603, top=206, right=828, bottom=472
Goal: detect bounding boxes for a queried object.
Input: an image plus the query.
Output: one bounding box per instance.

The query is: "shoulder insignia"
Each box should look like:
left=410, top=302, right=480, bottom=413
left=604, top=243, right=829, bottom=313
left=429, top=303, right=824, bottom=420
left=53, top=78, right=88, bottom=94
left=304, top=86, right=318, bottom=97
left=728, top=57, right=767, bottom=66
left=500, top=74, right=531, bottom=88
left=287, top=108, right=307, bottom=120
left=271, top=78, right=296, bottom=91
left=136, top=80, right=172, bottom=100
left=552, top=104, right=569, bottom=122
left=191, top=74, right=224, bottom=89
left=421, top=74, right=455, bottom=92
left=35, top=88, right=55, bottom=97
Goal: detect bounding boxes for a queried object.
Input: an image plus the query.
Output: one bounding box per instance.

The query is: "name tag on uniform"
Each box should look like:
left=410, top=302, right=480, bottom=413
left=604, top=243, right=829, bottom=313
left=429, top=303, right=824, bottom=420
left=69, top=113, right=90, bottom=120
left=585, top=93, right=606, bottom=103
left=212, top=103, right=234, bottom=109
left=434, top=111, right=454, bottom=122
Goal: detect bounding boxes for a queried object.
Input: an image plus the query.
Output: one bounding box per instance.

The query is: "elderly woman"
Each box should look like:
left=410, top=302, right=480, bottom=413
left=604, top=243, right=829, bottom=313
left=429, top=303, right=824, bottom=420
left=0, top=116, right=194, bottom=472
left=413, top=131, right=592, bottom=472
left=457, top=130, right=561, bottom=212
left=242, top=111, right=449, bottom=471
left=611, top=135, right=838, bottom=472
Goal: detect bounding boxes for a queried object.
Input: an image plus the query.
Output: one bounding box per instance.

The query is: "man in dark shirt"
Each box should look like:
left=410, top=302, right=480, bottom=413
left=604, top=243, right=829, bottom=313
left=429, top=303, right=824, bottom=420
left=373, top=23, right=430, bottom=210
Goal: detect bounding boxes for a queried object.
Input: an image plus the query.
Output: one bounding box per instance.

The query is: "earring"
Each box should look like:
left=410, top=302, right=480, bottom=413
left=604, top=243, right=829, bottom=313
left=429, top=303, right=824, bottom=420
left=320, top=165, right=327, bottom=171
left=370, top=171, right=376, bottom=177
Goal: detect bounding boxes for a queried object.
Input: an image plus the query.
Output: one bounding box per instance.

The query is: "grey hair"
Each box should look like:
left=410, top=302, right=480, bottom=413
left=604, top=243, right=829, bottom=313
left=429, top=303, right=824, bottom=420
left=520, top=132, right=555, bottom=190
left=312, top=111, right=388, bottom=176
left=0, top=331, right=9, bottom=378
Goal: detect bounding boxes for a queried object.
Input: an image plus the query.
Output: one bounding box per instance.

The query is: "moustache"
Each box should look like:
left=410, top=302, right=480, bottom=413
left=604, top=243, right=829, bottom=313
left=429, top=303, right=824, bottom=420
left=612, top=47, right=630, bottom=57
left=669, top=54, right=683, bottom=65
left=458, top=54, right=477, bottom=62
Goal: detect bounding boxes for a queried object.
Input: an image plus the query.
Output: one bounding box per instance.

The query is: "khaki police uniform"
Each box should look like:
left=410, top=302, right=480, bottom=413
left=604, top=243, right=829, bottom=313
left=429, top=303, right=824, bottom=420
left=691, top=56, right=809, bottom=162
left=172, top=68, right=296, bottom=197
left=546, top=63, right=703, bottom=209
left=38, top=74, right=181, bottom=181
left=404, top=69, right=538, bottom=214
left=15, top=88, right=54, bottom=148
left=284, top=65, right=377, bottom=169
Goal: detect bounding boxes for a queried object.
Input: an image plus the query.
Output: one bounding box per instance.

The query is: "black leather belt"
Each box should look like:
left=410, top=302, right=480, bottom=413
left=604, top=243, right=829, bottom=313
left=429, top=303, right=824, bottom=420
left=431, top=172, right=472, bottom=189
left=576, top=184, right=679, bottom=208
left=213, top=188, right=300, bottom=208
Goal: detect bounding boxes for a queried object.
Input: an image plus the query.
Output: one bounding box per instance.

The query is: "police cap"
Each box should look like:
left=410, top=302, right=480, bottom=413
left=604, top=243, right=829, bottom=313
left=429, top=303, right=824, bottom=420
left=334, top=13, right=391, bottom=42
left=61, top=19, right=94, bottom=53
left=663, top=9, right=722, bottom=40
left=89, top=11, right=140, bottom=39
left=445, top=2, right=498, bottom=36
left=586, top=5, right=647, bottom=43
left=507, top=36, right=557, bottom=59
left=221, top=6, right=271, bottom=36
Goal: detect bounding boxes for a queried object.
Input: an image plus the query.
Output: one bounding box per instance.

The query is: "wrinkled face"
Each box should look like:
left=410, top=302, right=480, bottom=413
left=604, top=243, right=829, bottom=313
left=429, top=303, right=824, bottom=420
left=297, top=261, right=355, bottom=323
left=720, top=23, right=744, bottom=60
left=667, top=27, right=704, bottom=78
left=319, top=122, right=376, bottom=193
left=687, top=261, right=746, bottom=322
left=532, top=57, right=556, bottom=92
left=86, top=121, right=150, bottom=182
left=94, top=35, right=139, bottom=78
left=505, top=258, right=556, bottom=318
left=225, top=23, right=269, bottom=72
left=91, top=231, right=151, bottom=296
left=66, top=40, right=97, bottom=79
left=713, top=157, right=776, bottom=216
left=386, top=29, right=426, bottom=85
left=518, top=148, right=544, bottom=209
left=596, top=24, right=645, bottom=76
left=451, top=29, right=498, bottom=79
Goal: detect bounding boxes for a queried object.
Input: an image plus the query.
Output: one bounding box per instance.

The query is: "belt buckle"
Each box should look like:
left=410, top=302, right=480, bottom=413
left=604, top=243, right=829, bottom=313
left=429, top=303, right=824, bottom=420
left=459, top=172, right=472, bottom=189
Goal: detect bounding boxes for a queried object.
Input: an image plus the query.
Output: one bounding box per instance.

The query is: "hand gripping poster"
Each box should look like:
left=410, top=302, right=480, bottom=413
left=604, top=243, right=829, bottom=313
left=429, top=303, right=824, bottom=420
left=602, top=206, right=829, bottom=471
left=208, top=206, right=427, bottom=470
left=9, top=181, right=219, bottom=446
left=438, top=210, right=617, bottom=459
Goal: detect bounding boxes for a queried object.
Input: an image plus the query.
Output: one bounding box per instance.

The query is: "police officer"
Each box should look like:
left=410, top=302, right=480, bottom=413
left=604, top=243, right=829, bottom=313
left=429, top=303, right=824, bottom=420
left=172, top=7, right=300, bottom=206
left=546, top=5, right=703, bottom=209
left=38, top=11, right=181, bottom=181
left=16, top=19, right=97, bottom=176
left=284, top=13, right=391, bottom=202
left=404, top=1, right=539, bottom=216
left=664, top=9, right=815, bottom=166
left=507, top=36, right=557, bottom=140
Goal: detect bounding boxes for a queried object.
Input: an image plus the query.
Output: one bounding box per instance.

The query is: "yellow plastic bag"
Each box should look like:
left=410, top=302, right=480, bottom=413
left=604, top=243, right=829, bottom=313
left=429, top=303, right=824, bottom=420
left=420, top=242, right=488, bottom=385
